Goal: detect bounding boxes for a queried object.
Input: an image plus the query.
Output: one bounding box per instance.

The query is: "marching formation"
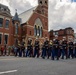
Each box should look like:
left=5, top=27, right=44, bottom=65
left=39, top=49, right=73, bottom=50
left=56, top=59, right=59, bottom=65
left=0, top=37, right=76, bottom=60
left=13, top=37, right=76, bottom=60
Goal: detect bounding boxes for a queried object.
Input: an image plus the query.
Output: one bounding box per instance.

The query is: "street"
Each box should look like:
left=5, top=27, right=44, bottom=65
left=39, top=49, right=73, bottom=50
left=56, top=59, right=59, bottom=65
left=0, top=56, right=76, bottom=75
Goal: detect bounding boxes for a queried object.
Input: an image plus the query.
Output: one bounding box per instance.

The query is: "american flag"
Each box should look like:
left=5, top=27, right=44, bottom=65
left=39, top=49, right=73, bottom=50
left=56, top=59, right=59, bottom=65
left=60, top=0, right=76, bottom=2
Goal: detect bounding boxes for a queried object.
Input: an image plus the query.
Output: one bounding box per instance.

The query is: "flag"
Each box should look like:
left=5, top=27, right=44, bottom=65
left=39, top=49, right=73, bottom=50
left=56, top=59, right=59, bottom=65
left=72, top=0, right=76, bottom=2
left=60, top=0, right=76, bottom=2
left=71, top=0, right=76, bottom=2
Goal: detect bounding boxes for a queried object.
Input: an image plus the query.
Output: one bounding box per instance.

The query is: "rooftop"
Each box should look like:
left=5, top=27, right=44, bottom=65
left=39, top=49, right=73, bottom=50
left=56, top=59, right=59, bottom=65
left=19, top=6, right=37, bottom=24
left=0, top=3, right=11, bottom=17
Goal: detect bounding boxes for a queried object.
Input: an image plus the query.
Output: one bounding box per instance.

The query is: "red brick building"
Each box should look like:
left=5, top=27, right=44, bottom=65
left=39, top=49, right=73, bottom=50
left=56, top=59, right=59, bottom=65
left=49, top=27, right=74, bottom=42
left=0, top=4, right=13, bottom=47
left=0, top=0, right=48, bottom=47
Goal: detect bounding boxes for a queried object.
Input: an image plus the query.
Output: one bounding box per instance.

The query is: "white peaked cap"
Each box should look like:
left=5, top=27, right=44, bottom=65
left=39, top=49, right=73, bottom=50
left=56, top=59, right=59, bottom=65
left=28, top=38, right=31, bottom=40
left=36, top=38, right=38, bottom=40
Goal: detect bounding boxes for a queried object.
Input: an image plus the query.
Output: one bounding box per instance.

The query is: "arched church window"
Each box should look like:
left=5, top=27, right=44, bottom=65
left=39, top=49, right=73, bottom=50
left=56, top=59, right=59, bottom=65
left=37, top=26, right=40, bottom=36
left=40, top=27, right=42, bottom=37
left=15, top=23, right=18, bottom=35
left=34, top=18, right=43, bottom=37
left=34, top=25, right=37, bottom=36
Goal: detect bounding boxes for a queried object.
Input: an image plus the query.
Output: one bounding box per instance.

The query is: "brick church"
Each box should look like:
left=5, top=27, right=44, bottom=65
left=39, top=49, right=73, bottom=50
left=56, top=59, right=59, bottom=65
left=0, top=0, right=48, bottom=47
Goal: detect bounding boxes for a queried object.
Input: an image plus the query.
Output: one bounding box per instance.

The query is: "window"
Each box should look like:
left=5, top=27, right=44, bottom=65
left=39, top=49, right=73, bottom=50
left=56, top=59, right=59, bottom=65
left=67, top=30, right=71, bottom=34
left=34, top=25, right=37, bottom=36
left=5, top=20, right=9, bottom=28
left=45, top=1, right=47, bottom=5
left=4, top=8, right=6, bottom=11
left=53, top=32, right=58, bottom=35
left=37, top=26, right=40, bottom=36
left=40, top=1, right=42, bottom=4
left=40, top=27, right=42, bottom=37
left=56, top=32, right=58, bottom=35
left=0, top=18, right=3, bottom=27
left=15, top=23, right=18, bottom=34
left=4, top=35, right=8, bottom=44
left=1, top=8, right=3, bottom=11
left=0, top=34, right=2, bottom=44
left=34, top=18, right=43, bottom=37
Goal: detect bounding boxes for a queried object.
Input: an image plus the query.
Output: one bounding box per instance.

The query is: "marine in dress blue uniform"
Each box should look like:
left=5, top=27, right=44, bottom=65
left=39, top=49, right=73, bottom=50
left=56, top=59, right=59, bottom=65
left=54, top=39, right=59, bottom=60
left=74, top=43, right=76, bottom=58
left=44, top=38, right=49, bottom=59
left=62, top=39, right=68, bottom=59
left=33, top=38, right=40, bottom=58
left=68, top=40, right=74, bottom=58
left=26, top=38, right=33, bottom=57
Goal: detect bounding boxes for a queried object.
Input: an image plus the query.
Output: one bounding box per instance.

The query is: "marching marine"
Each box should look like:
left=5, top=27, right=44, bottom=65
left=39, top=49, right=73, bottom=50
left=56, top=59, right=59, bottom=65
left=33, top=38, right=40, bottom=58
left=52, top=38, right=59, bottom=60
left=62, top=38, right=68, bottom=59
left=26, top=38, right=33, bottom=57
left=68, top=40, right=74, bottom=58
left=43, top=37, right=49, bottom=59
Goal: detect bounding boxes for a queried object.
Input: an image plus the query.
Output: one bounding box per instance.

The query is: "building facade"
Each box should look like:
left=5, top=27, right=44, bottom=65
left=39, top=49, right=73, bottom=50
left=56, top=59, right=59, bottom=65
left=49, top=27, right=74, bottom=42
left=0, top=0, right=48, bottom=47
left=0, top=4, right=13, bottom=47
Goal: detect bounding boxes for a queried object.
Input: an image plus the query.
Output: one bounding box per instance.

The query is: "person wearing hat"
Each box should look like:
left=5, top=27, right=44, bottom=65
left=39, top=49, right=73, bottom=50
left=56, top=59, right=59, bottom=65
left=62, top=38, right=68, bottom=59
left=26, top=38, right=33, bottom=57
left=17, top=41, right=21, bottom=57
left=52, top=38, right=59, bottom=60
left=14, top=45, right=18, bottom=57
left=42, top=37, right=49, bottom=59
left=68, top=39, right=74, bottom=59
left=59, top=40, right=63, bottom=58
left=49, top=40, right=53, bottom=59
left=21, top=40, right=25, bottom=57
left=33, top=38, right=40, bottom=58
left=74, top=42, right=76, bottom=58
left=1, top=46, right=4, bottom=56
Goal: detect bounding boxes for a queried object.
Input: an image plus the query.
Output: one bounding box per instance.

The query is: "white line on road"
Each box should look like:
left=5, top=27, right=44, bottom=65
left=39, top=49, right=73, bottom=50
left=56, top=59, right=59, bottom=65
left=0, top=70, right=17, bottom=74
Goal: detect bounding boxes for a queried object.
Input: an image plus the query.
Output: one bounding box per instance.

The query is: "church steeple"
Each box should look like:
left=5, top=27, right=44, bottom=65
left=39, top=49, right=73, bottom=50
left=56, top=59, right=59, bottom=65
left=13, top=9, right=20, bottom=22
left=38, top=0, right=48, bottom=6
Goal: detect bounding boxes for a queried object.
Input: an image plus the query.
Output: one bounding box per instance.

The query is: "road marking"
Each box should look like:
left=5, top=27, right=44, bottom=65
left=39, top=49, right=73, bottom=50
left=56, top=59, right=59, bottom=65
left=0, top=58, right=32, bottom=61
left=0, top=70, right=17, bottom=74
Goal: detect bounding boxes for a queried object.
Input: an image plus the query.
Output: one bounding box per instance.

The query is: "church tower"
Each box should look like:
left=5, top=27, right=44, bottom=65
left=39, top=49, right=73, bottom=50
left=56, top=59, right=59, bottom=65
left=33, top=0, right=48, bottom=42
left=37, top=0, right=48, bottom=17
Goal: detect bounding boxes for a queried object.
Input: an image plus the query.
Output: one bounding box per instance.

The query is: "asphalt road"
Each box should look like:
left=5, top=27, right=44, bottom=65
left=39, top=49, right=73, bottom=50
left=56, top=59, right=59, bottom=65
left=0, top=56, right=76, bottom=75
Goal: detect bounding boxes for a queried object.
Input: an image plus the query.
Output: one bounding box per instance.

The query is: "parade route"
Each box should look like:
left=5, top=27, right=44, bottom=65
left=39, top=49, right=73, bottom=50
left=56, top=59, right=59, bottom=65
left=0, top=56, right=76, bottom=75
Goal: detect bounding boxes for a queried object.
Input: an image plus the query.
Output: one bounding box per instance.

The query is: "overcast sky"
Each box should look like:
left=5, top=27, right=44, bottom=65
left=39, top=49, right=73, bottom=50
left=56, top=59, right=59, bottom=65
left=49, top=0, right=76, bottom=32
left=0, top=0, right=76, bottom=32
